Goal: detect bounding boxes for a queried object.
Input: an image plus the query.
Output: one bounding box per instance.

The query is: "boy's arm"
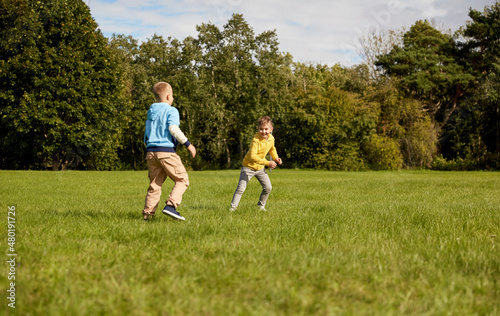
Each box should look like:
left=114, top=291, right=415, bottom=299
left=269, top=146, right=279, bottom=162
left=169, top=125, right=190, bottom=146
left=268, top=146, right=282, bottom=166
left=169, top=125, right=196, bottom=158
left=186, top=144, right=196, bottom=158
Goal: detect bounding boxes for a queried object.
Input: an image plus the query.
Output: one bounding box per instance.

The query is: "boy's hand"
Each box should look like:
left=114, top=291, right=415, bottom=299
left=187, top=144, right=196, bottom=158
left=276, top=158, right=283, bottom=165
left=269, top=160, right=277, bottom=169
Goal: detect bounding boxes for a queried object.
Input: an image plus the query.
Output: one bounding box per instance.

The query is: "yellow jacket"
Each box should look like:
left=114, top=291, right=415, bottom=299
left=243, top=132, right=279, bottom=171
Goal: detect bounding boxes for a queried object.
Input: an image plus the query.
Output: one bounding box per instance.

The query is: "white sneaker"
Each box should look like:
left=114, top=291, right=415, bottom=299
left=259, top=206, right=267, bottom=211
left=229, top=207, right=236, bottom=212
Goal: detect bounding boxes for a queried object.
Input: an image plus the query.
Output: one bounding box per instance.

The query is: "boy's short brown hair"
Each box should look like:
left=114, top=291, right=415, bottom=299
left=153, top=82, right=172, bottom=101
left=258, top=116, right=273, bottom=127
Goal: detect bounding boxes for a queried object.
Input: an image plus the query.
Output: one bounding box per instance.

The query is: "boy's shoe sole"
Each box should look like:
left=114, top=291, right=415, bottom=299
left=162, top=206, right=185, bottom=221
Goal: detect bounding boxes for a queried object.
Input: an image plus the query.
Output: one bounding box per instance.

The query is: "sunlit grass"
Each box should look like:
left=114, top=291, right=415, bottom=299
left=1, top=170, right=499, bottom=315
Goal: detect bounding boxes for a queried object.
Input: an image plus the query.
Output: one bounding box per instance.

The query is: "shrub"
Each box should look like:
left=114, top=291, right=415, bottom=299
left=363, top=134, right=403, bottom=170
left=432, top=153, right=500, bottom=171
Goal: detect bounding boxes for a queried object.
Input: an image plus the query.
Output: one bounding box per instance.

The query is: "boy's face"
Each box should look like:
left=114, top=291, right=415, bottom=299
left=258, top=123, right=273, bottom=140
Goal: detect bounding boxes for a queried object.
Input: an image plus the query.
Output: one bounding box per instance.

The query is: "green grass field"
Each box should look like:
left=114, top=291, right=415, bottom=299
left=1, top=170, right=499, bottom=315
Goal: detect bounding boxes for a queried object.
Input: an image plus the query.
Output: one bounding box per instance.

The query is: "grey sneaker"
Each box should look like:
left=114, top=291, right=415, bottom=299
left=162, top=205, right=185, bottom=221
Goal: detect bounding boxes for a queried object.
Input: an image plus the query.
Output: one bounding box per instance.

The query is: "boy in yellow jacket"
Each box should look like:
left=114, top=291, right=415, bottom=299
left=230, top=116, right=282, bottom=211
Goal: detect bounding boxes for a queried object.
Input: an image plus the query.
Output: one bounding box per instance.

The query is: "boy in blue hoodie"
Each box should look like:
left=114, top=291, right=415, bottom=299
left=143, top=82, right=196, bottom=221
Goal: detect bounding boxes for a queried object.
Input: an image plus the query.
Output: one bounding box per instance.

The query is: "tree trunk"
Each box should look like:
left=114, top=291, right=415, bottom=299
left=52, top=154, right=60, bottom=171
left=225, top=140, right=231, bottom=169
left=442, top=84, right=463, bottom=124
left=239, top=136, right=244, bottom=162
left=496, top=104, right=500, bottom=153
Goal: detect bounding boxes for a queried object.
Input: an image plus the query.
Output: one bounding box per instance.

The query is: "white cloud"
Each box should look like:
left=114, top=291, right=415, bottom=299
left=87, top=0, right=498, bottom=66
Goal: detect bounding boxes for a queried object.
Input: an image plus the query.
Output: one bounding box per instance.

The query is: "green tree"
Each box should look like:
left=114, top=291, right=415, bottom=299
left=192, top=14, right=292, bottom=169
left=435, top=2, right=500, bottom=169
left=364, top=80, right=439, bottom=168
left=0, top=0, right=124, bottom=170
left=462, top=2, right=500, bottom=75
left=376, top=20, right=474, bottom=124
left=460, top=2, right=500, bottom=156
left=282, top=80, right=376, bottom=170
left=108, top=34, right=149, bottom=169
left=191, top=22, right=233, bottom=168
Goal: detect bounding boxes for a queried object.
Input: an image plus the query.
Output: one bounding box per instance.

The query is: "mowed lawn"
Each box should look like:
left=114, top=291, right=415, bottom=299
left=0, top=170, right=499, bottom=315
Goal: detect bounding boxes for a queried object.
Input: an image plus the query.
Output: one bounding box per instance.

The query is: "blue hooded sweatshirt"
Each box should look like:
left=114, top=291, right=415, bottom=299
left=144, top=103, right=180, bottom=152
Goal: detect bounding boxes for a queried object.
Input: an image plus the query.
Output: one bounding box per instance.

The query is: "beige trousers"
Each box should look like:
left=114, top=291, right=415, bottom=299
left=143, top=152, right=189, bottom=215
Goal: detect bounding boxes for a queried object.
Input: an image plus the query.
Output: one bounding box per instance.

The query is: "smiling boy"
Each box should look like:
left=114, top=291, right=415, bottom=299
left=230, top=116, right=282, bottom=212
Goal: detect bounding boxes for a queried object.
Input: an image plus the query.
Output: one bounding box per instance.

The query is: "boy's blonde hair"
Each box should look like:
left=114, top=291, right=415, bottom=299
left=153, top=82, right=173, bottom=101
left=258, top=116, right=273, bottom=127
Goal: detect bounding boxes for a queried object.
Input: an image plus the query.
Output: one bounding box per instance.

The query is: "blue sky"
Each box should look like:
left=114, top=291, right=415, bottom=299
left=86, top=0, right=498, bottom=66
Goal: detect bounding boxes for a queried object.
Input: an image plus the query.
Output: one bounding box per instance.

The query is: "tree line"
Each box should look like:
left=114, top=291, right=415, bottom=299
left=1, top=0, right=499, bottom=171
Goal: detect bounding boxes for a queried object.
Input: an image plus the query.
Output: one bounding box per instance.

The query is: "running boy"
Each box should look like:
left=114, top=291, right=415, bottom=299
left=142, top=82, right=196, bottom=221
left=230, top=116, right=282, bottom=211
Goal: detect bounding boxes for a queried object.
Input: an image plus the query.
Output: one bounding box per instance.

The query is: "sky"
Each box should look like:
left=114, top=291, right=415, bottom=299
left=86, top=0, right=498, bottom=66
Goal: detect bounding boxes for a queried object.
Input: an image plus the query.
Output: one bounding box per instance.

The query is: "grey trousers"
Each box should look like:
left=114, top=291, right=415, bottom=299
left=231, top=167, right=272, bottom=209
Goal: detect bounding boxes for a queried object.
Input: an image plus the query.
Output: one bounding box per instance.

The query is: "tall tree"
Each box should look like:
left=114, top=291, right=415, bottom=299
left=192, top=14, right=291, bottom=168
left=364, top=80, right=439, bottom=168
left=192, top=21, right=233, bottom=168
left=108, top=34, right=149, bottom=169
left=461, top=2, right=500, bottom=155
left=376, top=20, right=474, bottom=125
left=0, top=0, right=124, bottom=170
left=281, top=64, right=379, bottom=170
left=462, top=2, right=500, bottom=75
